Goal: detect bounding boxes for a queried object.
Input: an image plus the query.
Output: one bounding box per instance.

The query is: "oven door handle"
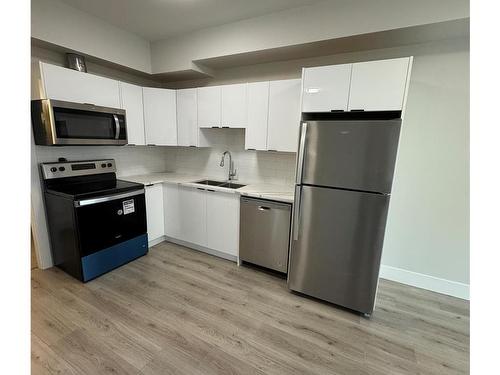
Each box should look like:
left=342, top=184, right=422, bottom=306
left=74, top=189, right=144, bottom=207
left=113, top=114, right=120, bottom=140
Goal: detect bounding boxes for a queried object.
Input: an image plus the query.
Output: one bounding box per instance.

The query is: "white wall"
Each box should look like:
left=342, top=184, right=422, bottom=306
left=31, top=0, right=152, bottom=73
left=381, top=47, right=469, bottom=298
left=151, top=0, right=468, bottom=73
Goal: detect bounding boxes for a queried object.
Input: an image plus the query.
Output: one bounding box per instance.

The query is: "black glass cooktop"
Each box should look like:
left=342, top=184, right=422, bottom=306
left=46, top=179, right=144, bottom=200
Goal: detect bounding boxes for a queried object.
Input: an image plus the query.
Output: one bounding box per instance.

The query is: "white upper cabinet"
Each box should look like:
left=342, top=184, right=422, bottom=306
left=245, top=81, right=269, bottom=151
left=302, top=64, right=352, bottom=112
left=348, top=57, right=410, bottom=111
left=206, top=190, right=240, bottom=256
left=119, top=82, right=145, bottom=146
left=197, top=86, right=221, bottom=128
left=143, top=87, right=177, bottom=146
left=145, top=184, right=164, bottom=243
left=267, top=79, right=302, bottom=152
left=221, top=83, right=247, bottom=128
left=176, top=88, right=198, bottom=147
left=40, top=62, right=120, bottom=108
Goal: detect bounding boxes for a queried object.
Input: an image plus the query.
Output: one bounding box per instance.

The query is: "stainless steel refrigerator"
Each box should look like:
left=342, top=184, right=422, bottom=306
left=288, top=117, right=401, bottom=315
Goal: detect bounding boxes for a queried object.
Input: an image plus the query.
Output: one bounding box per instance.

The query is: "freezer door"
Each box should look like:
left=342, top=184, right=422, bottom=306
left=288, top=185, right=390, bottom=314
left=297, top=120, right=401, bottom=193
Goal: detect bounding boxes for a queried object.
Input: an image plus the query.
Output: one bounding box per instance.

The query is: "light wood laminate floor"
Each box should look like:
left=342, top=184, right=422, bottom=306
left=32, top=241, right=469, bottom=374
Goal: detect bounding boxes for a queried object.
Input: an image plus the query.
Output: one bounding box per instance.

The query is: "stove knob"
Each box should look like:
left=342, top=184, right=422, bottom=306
left=101, top=163, right=106, bottom=168
left=107, top=163, right=112, bottom=167
left=50, top=167, right=57, bottom=172
left=59, top=167, right=65, bottom=172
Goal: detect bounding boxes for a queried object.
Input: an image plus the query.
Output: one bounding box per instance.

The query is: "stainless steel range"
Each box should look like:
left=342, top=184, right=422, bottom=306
left=41, top=159, right=148, bottom=282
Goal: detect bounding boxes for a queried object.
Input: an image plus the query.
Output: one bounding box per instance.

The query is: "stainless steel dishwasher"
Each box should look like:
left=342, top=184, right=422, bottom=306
left=239, top=197, right=292, bottom=273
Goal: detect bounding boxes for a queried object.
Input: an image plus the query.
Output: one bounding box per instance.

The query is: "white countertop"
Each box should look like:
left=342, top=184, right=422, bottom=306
left=120, top=172, right=294, bottom=204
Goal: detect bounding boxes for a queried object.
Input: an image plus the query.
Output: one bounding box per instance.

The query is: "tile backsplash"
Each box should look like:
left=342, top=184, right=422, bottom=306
left=34, top=145, right=171, bottom=177
left=34, top=129, right=297, bottom=184
left=164, top=129, right=297, bottom=184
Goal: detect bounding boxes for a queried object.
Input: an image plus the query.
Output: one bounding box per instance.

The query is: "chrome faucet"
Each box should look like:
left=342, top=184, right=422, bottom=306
left=220, top=151, right=237, bottom=181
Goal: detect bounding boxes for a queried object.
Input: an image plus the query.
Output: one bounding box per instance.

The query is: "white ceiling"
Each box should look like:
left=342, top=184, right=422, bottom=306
left=59, top=0, right=324, bottom=41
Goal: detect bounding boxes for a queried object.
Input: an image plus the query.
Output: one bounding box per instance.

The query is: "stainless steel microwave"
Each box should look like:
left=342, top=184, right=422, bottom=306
left=31, top=99, right=127, bottom=146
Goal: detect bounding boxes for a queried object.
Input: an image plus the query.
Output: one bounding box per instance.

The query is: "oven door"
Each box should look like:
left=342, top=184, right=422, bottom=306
left=74, top=190, right=147, bottom=257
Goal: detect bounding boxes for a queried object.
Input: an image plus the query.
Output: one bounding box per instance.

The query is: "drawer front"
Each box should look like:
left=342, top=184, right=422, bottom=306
left=239, top=198, right=291, bottom=273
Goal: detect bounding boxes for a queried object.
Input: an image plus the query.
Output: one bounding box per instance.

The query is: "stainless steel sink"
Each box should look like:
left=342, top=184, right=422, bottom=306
left=193, top=179, right=226, bottom=186
left=192, top=179, right=246, bottom=189
left=219, top=182, right=246, bottom=189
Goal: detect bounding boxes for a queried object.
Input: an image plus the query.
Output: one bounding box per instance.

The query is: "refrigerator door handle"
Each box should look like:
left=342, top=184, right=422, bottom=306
left=295, top=122, right=308, bottom=184
left=293, top=185, right=302, bottom=241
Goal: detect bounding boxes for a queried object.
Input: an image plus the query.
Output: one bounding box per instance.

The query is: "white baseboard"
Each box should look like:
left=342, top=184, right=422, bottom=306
left=163, top=236, right=238, bottom=263
left=148, top=236, right=166, bottom=248
left=379, top=265, right=469, bottom=300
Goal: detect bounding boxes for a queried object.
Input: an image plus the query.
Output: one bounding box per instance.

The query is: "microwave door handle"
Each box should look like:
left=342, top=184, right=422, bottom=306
left=113, top=114, right=120, bottom=140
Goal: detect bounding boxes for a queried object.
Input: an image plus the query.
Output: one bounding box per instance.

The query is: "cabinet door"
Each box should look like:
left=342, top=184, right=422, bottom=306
left=197, top=86, right=221, bottom=128
left=348, top=57, right=410, bottom=111
left=245, top=81, right=269, bottom=150
left=206, top=191, right=240, bottom=256
left=177, top=186, right=207, bottom=247
left=302, top=64, right=352, bottom=112
left=267, top=79, right=302, bottom=152
left=145, top=184, right=164, bottom=243
left=221, top=83, right=247, bottom=128
left=119, top=82, right=145, bottom=145
left=41, top=62, right=120, bottom=108
left=143, top=87, right=177, bottom=146
left=163, top=183, right=181, bottom=239
left=176, top=88, right=198, bottom=147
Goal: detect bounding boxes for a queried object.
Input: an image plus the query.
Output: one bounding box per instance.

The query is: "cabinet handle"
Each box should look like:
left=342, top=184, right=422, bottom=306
left=145, top=184, right=154, bottom=187
left=189, top=145, right=197, bottom=147
left=211, top=126, right=219, bottom=129
left=247, top=148, right=256, bottom=151
left=350, top=109, right=365, bottom=112
left=207, top=189, right=215, bottom=192
left=147, top=143, right=156, bottom=146
left=196, top=187, right=206, bottom=191
left=222, top=126, right=230, bottom=128
left=330, top=109, right=344, bottom=112
left=268, top=149, right=278, bottom=152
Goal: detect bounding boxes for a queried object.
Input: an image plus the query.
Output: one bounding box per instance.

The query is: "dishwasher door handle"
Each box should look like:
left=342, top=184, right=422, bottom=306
left=258, top=206, right=271, bottom=211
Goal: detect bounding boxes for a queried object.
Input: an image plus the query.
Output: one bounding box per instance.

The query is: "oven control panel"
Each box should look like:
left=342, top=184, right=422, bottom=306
left=41, top=159, right=116, bottom=179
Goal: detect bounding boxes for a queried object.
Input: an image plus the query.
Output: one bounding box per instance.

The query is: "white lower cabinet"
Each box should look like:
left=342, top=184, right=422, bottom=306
left=206, top=190, right=240, bottom=256
left=145, top=184, right=165, bottom=244
left=177, top=186, right=207, bottom=247
left=163, top=183, right=181, bottom=239
left=163, top=184, right=240, bottom=259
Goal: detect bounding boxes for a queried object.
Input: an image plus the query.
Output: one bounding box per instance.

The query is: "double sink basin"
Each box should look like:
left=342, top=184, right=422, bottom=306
left=192, top=179, right=246, bottom=190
